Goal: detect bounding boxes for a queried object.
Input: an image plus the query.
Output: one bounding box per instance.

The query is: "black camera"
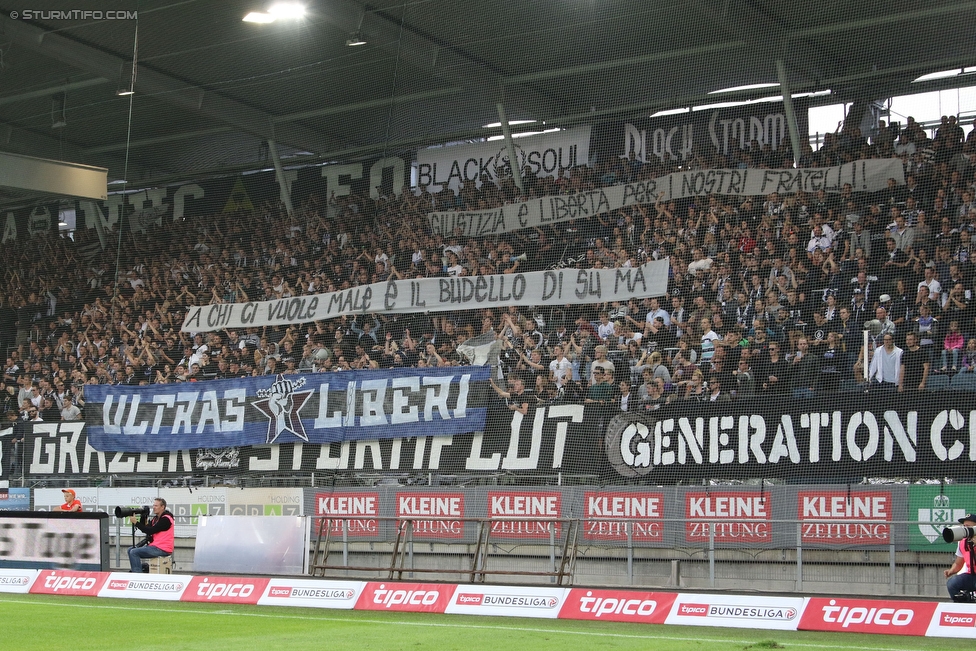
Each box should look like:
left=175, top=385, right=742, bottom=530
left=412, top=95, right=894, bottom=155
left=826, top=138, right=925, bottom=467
left=942, top=525, right=976, bottom=543
left=115, top=505, right=151, bottom=519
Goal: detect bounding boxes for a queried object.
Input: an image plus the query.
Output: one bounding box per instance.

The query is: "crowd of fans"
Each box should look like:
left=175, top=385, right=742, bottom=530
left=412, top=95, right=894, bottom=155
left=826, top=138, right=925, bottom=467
left=2, top=114, right=976, bottom=425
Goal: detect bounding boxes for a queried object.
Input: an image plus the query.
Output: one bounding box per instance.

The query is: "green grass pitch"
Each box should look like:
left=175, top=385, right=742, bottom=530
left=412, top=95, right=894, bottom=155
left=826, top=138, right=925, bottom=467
left=0, top=594, right=972, bottom=651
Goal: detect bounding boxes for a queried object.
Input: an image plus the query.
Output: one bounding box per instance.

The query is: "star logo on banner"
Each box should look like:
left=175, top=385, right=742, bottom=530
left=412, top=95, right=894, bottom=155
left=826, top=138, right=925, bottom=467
left=252, top=375, right=313, bottom=444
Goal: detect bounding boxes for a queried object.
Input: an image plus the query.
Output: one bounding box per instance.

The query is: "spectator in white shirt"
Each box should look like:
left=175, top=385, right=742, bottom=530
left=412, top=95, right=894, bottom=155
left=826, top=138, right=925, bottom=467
left=597, top=312, right=615, bottom=341
left=806, top=225, right=833, bottom=254
left=548, top=345, right=573, bottom=388
left=917, top=264, right=942, bottom=301
left=868, top=334, right=902, bottom=391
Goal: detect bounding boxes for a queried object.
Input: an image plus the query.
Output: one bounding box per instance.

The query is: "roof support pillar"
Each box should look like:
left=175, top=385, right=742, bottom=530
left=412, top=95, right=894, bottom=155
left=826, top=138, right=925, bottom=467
left=775, top=59, right=803, bottom=168
left=267, top=140, right=294, bottom=217
left=496, top=103, right=523, bottom=192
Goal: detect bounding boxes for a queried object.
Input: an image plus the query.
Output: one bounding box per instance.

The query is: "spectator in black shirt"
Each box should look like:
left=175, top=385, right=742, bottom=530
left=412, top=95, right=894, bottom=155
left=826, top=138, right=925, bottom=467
left=790, top=337, right=820, bottom=398
left=901, top=331, right=930, bottom=392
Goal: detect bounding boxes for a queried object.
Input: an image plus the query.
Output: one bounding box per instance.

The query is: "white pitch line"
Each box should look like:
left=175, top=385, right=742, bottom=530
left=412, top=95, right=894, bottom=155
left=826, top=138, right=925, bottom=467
left=0, top=596, right=939, bottom=651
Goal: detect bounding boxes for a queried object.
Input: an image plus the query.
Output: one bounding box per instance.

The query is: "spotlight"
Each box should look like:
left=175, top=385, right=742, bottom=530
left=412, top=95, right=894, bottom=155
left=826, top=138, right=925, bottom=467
left=242, top=3, right=305, bottom=23
left=243, top=12, right=275, bottom=23
left=268, top=2, right=305, bottom=19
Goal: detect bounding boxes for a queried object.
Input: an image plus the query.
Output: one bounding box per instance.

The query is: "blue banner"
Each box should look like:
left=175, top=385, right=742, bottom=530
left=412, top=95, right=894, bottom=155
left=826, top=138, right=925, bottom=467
left=83, top=367, right=490, bottom=453
left=0, top=488, right=31, bottom=510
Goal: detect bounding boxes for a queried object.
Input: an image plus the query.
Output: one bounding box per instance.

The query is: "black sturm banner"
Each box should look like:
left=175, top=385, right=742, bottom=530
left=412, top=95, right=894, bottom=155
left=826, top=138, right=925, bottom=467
left=591, top=98, right=811, bottom=163
left=4, top=394, right=976, bottom=481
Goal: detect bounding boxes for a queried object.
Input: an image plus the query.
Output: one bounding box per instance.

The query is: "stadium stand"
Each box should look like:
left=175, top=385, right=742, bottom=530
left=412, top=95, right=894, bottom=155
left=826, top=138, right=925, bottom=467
left=1, top=114, right=975, bottom=420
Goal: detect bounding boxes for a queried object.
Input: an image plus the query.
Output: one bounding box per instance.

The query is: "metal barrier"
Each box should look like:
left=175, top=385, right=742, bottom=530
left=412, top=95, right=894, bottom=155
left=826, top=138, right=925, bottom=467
left=310, top=516, right=580, bottom=585
left=307, top=517, right=955, bottom=598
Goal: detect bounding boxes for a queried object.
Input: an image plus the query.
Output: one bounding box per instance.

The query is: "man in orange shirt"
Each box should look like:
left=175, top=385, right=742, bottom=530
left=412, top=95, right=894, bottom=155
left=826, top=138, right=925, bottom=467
left=59, top=489, right=82, bottom=512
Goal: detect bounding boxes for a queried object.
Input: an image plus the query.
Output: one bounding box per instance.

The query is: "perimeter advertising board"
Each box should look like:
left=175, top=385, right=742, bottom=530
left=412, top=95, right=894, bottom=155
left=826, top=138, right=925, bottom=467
left=908, top=485, right=976, bottom=552
left=666, top=593, right=805, bottom=630
left=799, top=597, right=936, bottom=636
left=446, top=585, right=567, bottom=618
left=0, top=512, right=109, bottom=570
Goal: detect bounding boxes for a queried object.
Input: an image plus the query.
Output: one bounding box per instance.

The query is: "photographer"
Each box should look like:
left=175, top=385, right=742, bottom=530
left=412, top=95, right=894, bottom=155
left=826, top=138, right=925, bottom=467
left=127, top=498, right=175, bottom=573
left=944, top=514, right=976, bottom=602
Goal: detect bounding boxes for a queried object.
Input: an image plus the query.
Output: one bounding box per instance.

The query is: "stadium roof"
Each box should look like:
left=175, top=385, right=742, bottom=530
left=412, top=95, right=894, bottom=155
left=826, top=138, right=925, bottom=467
left=0, top=0, right=973, bottom=189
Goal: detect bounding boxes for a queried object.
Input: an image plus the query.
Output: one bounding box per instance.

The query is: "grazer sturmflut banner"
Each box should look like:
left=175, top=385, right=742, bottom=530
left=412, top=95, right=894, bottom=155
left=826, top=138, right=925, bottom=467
left=6, top=402, right=589, bottom=477
left=427, top=160, right=905, bottom=237
left=82, top=367, right=490, bottom=453
left=181, top=260, right=669, bottom=332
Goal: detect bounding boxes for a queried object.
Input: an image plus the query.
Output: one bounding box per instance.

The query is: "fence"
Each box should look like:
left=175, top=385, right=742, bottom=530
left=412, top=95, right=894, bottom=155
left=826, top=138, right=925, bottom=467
left=304, top=516, right=956, bottom=599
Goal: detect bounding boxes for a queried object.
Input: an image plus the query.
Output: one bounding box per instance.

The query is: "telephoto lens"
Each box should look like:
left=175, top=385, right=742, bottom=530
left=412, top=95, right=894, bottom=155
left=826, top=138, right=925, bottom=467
left=114, top=505, right=151, bottom=518
left=942, top=525, right=976, bottom=543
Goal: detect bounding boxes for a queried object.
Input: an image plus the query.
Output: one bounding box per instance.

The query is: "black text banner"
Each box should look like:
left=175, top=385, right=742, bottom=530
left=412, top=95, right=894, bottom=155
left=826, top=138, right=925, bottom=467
left=182, top=260, right=669, bottom=332
left=428, top=160, right=905, bottom=237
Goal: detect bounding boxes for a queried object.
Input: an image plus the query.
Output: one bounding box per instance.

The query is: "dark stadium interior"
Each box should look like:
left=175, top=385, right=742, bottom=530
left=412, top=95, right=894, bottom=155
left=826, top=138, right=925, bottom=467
left=0, top=0, right=972, bottom=183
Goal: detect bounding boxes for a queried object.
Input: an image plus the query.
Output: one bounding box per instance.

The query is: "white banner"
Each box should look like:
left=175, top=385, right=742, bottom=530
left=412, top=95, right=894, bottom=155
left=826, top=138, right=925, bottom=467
left=428, top=160, right=906, bottom=237
left=415, top=127, right=591, bottom=193
left=258, top=579, right=365, bottom=609
left=666, top=593, right=806, bottom=630
left=0, top=568, right=38, bottom=593
left=98, top=572, right=193, bottom=601
left=182, top=259, right=669, bottom=333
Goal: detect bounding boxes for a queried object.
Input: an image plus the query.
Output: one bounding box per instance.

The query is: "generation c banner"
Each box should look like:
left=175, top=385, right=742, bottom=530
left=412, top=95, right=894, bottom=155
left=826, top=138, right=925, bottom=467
left=604, top=393, right=976, bottom=481
left=82, top=367, right=489, bottom=453
left=428, top=160, right=905, bottom=237
left=181, top=260, right=669, bottom=332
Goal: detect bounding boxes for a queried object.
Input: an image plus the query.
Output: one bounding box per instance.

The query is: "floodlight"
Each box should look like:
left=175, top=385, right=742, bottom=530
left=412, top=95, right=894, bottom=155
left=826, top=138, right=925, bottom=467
left=268, top=3, right=305, bottom=19
left=482, top=120, right=536, bottom=128
left=346, top=31, right=367, bottom=46
left=242, top=12, right=276, bottom=23
left=708, top=83, right=779, bottom=95
left=911, top=67, right=976, bottom=83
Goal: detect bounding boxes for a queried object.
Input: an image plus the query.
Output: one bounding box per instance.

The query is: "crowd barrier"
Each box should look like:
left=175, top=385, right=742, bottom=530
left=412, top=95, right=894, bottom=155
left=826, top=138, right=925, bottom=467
left=1, top=568, right=972, bottom=638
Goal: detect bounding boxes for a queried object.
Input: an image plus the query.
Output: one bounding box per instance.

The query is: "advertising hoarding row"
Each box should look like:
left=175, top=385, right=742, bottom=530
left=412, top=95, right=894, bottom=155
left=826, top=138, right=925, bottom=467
left=4, top=484, right=975, bottom=552
left=1, top=568, right=970, bottom=638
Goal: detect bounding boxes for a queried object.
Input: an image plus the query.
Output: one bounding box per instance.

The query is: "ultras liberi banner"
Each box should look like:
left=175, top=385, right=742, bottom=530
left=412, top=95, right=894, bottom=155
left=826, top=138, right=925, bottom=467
left=428, top=160, right=905, bottom=237
left=81, top=367, right=489, bottom=453
left=181, top=260, right=669, bottom=332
